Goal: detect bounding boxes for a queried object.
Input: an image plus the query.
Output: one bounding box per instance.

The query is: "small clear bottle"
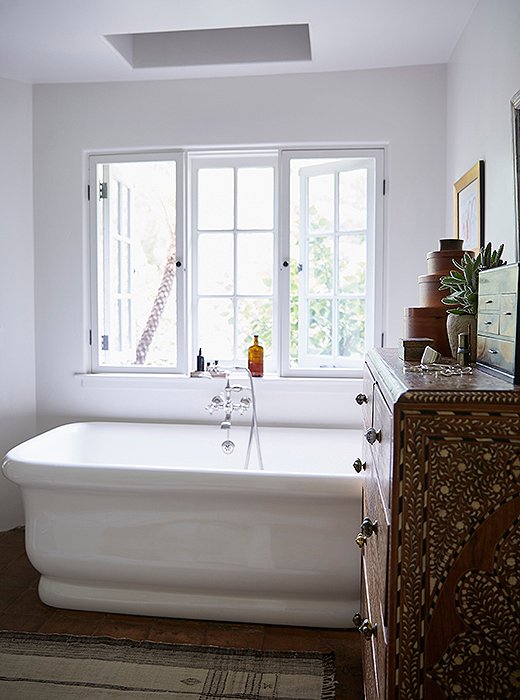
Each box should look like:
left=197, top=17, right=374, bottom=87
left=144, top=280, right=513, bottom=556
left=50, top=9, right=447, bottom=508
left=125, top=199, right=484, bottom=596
left=247, top=335, right=264, bottom=377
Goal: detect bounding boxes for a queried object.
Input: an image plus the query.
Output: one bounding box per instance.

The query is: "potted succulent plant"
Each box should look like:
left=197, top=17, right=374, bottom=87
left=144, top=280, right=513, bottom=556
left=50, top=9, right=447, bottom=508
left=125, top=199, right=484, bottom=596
left=439, top=242, right=506, bottom=359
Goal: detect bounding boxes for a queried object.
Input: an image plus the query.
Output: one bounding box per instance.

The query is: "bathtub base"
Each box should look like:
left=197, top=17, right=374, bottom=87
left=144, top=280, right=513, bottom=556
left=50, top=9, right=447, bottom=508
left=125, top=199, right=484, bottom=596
left=39, top=576, right=355, bottom=628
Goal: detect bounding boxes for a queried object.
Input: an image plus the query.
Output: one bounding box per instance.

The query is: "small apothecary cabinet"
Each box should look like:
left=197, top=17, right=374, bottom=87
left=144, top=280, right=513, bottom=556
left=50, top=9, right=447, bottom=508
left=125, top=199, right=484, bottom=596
left=477, top=262, right=520, bottom=383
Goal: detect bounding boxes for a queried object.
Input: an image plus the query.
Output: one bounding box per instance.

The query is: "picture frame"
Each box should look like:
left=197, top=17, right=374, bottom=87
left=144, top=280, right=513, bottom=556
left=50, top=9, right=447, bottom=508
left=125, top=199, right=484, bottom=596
left=511, top=88, right=520, bottom=261
left=453, top=160, right=484, bottom=254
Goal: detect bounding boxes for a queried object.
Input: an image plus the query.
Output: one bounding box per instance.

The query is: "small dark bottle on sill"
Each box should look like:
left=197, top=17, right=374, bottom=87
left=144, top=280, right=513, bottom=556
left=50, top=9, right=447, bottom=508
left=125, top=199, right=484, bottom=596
left=247, top=335, right=264, bottom=377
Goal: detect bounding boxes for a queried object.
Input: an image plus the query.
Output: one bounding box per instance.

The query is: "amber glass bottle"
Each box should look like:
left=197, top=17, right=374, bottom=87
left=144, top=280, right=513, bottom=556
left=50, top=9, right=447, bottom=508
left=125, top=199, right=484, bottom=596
left=247, top=335, right=264, bottom=377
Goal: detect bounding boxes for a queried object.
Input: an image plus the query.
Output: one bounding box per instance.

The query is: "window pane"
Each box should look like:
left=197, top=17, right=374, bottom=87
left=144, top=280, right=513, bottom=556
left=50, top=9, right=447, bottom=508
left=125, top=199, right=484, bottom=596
left=118, top=240, right=131, bottom=294
left=338, top=298, right=365, bottom=358
left=287, top=153, right=377, bottom=371
left=198, top=168, right=234, bottom=230
left=338, top=234, right=366, bottom=294
left=308, top=236, right=333, bottom=294
left=98, top=160, right=177, bottom=368
left=308, top=174, right=334, bottom=232
left=307, top=299, right=332, bottom=355
left=289, top=294, right=299, bottom=365
left=144, top=289, right=177, bottom=366
left=237, top=298, right=273, bottom=362
left=198, top=298, right=234, bottom=360
left=198, top=233, right=234, bottom=294
left=339, top=169, right=367, bottom=231
left=237, top=233, right=273, bottom=295
left=237, top=167, right=274, bottom=230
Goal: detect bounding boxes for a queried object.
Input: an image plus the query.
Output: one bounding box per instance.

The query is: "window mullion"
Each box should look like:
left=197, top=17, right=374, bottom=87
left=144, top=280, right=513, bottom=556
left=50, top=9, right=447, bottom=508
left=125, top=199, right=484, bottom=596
left=332, top=171, right=339, bottom=361
left=233, top=167, right=238, bottom=361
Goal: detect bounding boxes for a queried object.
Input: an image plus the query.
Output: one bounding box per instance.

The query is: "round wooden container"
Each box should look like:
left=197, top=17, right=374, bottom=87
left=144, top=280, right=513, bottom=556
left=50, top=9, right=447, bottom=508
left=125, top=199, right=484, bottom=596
left=403, top=307, right=451, bottom=357
left=418, top=272, right=448, bottom=307
left=437, top=238, right=464, bottom=251
left=426, top=249, right=468, bottom=274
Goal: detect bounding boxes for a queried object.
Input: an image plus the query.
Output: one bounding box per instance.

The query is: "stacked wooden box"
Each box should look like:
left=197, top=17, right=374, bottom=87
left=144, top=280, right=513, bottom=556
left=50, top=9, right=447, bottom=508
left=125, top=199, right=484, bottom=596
left=404, top=239, right=471, bottom=357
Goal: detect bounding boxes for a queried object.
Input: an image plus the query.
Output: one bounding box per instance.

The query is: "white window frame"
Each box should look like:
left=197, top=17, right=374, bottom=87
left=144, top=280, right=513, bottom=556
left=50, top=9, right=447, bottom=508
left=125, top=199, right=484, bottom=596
left=279, top=147, right=385, bottom=378
left=88, top=146, right=384, bottom=378
left=88, top=151, right=186, bottom=374
left=188, top=150, right=278, bottom=371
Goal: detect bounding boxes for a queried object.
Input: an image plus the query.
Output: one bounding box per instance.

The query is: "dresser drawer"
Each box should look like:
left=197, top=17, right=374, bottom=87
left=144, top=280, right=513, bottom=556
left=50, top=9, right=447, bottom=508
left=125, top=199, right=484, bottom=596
left=476, top=335, right=515, bottom=374
left=499, top=293, right=517, bottom=337
left=363, top=384, right=393, bottom=507
left=360, top=575, right=380, bottom=700
left=362, top=481, right=390, bottom=628
left=477, top=313, right=499, bottom=335
left=478, top=294, right=500, bottom=313
left=359, top=366, right=376, bottom=429
left=362, top=484, right=388, bottom=698
left=479, top=263, right=518, bottom=294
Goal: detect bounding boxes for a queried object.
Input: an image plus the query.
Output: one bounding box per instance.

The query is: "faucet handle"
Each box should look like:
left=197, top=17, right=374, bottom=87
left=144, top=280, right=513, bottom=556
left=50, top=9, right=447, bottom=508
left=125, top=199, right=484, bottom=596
left=205, top=395, right=224, bottom=413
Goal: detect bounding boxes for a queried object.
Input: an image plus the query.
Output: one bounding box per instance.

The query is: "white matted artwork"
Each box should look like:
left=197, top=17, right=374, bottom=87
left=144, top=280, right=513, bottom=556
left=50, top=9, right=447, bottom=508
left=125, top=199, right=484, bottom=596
left=453, top=161, right=484, bottom=254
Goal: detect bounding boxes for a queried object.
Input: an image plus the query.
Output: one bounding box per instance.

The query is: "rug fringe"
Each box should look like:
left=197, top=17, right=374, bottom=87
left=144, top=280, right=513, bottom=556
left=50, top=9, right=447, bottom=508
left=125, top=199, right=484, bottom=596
left=321, top=652, right=337, bottom=700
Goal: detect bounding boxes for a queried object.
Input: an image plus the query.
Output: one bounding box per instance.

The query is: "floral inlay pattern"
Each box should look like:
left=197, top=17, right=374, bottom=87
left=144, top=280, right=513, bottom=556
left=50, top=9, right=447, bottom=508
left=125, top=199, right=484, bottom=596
left=396, top=412, right=520, bottom=698
left=428, top=439, right=520, bottom=595
left=427, top=516, right=520, bottom=699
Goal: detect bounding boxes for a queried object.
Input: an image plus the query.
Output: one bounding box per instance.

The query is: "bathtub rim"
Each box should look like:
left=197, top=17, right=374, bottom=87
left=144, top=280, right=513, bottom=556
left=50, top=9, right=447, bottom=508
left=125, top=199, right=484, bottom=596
left=2, top=421, right=363, bottom=498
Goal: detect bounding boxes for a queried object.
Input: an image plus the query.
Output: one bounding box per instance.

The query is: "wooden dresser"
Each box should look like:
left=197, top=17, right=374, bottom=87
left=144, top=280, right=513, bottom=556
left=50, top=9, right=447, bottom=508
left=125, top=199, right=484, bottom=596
left=353, top=348, right=520, bottom=700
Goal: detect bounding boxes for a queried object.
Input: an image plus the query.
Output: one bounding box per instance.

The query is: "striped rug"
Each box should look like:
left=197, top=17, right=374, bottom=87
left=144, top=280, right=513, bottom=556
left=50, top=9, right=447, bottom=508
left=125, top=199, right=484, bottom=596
left=0, top=630, right=335, bottom=699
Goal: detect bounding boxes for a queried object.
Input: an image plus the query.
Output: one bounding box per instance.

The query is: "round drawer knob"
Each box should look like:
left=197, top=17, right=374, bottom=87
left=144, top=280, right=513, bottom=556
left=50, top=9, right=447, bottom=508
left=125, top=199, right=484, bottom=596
left=359, top=619, right=378, bottom=640
left=355, top=393, right=368, bottom=405
left=353, top=458, right=366, bottom=473
left=353, top=614, right=378, bottom=639
left=361, top=517, right=378, bottom=537
left=355, top=532, right=366, bottom=548
left=352, top=612, right=363, bottom=628
left=355, top=517, right=378, bottom=548
left=364, top=427, right=381, bottom=445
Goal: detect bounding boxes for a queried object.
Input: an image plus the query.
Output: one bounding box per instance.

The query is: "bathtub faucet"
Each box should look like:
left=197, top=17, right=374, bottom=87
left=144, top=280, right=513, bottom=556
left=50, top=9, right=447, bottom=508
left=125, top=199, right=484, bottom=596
left=199, top=364, right=263, bottom=470
left=205, top=376, right=251, bottom=428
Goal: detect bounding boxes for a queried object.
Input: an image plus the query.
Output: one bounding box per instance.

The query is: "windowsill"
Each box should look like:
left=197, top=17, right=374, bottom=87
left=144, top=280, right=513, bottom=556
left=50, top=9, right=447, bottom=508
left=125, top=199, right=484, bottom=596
left=74, top=371, right=363, bottom=391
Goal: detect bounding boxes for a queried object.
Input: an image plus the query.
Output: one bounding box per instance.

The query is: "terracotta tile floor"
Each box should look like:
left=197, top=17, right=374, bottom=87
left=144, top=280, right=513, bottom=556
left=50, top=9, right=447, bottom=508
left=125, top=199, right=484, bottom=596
left=0, top=528, right=364, bottom=699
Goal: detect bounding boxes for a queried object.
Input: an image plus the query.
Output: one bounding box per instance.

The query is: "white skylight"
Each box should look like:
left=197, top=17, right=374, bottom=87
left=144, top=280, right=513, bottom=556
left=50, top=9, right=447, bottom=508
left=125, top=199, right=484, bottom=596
left=105, top=24, right=312, bottom=69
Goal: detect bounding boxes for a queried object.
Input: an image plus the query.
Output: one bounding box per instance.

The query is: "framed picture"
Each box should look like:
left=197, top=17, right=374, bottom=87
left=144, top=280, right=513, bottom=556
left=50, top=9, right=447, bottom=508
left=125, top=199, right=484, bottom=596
left=453, top=160, right=484, bottom=254
left=512, top=89, right=520, bottom=260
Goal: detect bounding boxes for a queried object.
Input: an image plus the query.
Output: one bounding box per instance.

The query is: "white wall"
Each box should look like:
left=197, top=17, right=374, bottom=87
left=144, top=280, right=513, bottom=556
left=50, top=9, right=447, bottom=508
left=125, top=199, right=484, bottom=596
left=0, top=77, right=36, bottom=529
left=447, top=0, right=520, bottom=261
left=32, top=65, right=447, bottom=432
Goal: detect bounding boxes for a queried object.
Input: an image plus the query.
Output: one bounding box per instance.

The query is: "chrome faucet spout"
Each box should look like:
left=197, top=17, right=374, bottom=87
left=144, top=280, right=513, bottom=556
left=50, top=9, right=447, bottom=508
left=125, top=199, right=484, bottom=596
left=220, top=414, right=232, bottom=430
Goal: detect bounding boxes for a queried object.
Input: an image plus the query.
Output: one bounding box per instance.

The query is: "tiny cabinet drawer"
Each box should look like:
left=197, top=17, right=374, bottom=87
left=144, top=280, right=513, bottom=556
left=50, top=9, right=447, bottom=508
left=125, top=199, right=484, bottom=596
left=476, top=335, right=515, bottom=374
left=478, top=294, right=500, bottom=313
left=479, top=264, right=518, bottom=294
left=477, top=313, right=499, bottom=335
left=499, top=293, right=517, bottom=337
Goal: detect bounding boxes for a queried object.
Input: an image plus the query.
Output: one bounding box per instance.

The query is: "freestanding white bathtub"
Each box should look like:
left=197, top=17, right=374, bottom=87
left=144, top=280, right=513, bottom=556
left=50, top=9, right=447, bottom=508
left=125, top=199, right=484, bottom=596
left=2, top=421, right=363, bottom=628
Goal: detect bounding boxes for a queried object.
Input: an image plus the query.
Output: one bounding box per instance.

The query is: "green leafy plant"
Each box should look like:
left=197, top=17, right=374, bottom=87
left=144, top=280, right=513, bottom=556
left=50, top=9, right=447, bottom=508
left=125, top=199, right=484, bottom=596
left=439, top=242, right=506, bottom=315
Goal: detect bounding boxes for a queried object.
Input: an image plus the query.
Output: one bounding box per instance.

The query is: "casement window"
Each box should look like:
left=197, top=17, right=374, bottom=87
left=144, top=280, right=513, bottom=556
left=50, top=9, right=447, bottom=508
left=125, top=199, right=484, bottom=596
left=89, top=147, right=383, bottom=377
left=90, top=153, right=185, bottom=372
left=280, top=150, right=382, bottom=374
